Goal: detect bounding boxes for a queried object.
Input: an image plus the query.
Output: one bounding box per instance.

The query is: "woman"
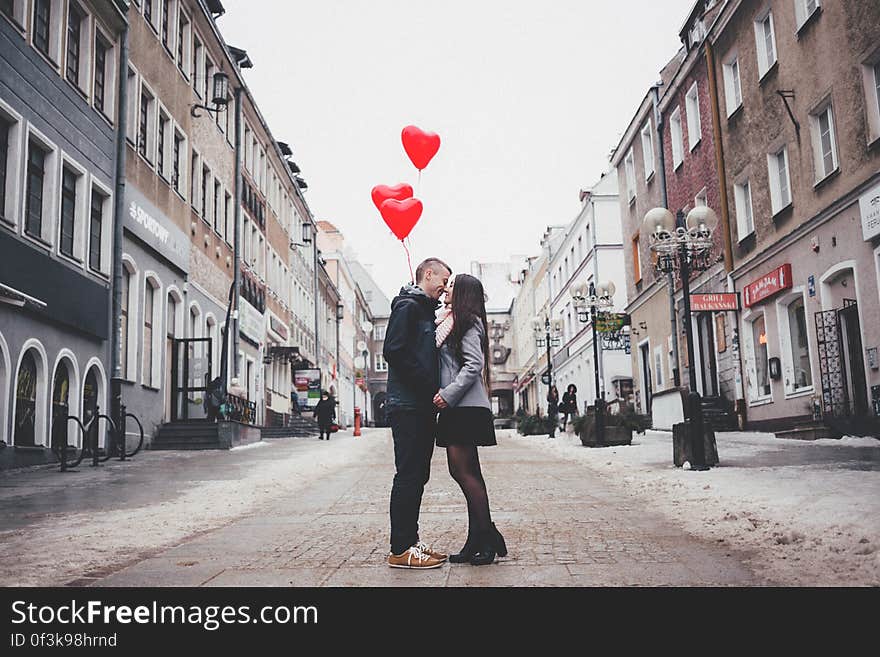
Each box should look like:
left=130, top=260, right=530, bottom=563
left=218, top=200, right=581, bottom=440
left=433, top=274, right=507, bottom=566
left=313, top=390, right=335, bottom=440
left=560, top=384, right=578, bottom=431
left=547, top=385, right=560, bottom=437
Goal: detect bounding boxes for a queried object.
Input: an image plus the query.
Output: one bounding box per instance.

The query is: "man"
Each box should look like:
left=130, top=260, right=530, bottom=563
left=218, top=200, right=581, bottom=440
left=383, top=258, right=451, bottom=569
left=313, top=390, right=335, bottom=440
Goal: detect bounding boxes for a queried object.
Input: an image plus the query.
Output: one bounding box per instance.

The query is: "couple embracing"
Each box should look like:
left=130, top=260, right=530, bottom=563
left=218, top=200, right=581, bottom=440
left=383, top=258, right=506, bottom=569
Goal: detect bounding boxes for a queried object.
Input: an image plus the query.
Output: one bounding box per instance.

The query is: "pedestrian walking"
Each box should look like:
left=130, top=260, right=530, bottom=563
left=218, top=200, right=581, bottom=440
left=313, top=390, right=335, bottom=440
left=547, top=385, right=560, bottom=438
left=383, top=257, right=452, bottom=569
left=560, top=384, right=578, bottom=431
left=434, top=274, right=507, bottom=566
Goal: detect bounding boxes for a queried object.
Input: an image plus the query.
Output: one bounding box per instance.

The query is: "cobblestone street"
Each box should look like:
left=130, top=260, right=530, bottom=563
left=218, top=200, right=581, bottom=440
left=1, top=429, right=758, bottom=587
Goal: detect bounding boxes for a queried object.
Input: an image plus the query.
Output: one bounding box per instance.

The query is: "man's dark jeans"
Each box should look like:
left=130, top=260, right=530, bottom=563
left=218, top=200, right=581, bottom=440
left=389, top=407, right=436, bottom=555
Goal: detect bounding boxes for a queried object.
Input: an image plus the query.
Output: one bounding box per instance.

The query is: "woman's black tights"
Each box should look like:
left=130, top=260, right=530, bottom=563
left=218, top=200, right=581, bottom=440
left=446, top=445, right=492, bottom=535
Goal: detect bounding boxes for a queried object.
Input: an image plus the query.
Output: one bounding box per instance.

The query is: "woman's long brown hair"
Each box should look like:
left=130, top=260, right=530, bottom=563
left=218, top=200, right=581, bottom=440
left=447, top=273, right=491, bottom=388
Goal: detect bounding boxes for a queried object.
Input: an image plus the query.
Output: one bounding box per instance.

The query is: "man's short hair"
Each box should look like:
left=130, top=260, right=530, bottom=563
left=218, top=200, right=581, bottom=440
left=415, top=257, right=452, bottom=283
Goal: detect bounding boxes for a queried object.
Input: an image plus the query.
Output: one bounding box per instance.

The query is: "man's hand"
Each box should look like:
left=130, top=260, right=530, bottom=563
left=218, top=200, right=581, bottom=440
left=433, top=392, right=449, bottom=409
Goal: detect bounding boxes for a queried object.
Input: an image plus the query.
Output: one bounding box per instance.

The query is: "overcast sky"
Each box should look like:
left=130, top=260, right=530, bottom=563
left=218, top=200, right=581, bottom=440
left=219, top=0, right=694, bottom=299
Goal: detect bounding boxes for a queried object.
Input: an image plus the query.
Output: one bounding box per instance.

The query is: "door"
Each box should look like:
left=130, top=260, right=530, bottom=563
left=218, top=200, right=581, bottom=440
left=171, top=337, right=212, bottom=421
left=640, top=342, right=652, bottom=414
left=51, top=362, right=70, bottom=449
left=840, top=302, right=868, bottom=416
left=697, top=313, right=719, bottom=397
left=165, top=294, right=177, bottom=422
left=83, top=367, right=99, bottom=448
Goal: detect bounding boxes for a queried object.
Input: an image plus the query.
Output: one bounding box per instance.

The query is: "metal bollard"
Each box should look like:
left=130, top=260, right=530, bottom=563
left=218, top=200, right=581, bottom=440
left=59, top=413, right=68, bottom=473
left=91, top=406, right=100, bottom=467
left=119, top=403, right=127, bottom=462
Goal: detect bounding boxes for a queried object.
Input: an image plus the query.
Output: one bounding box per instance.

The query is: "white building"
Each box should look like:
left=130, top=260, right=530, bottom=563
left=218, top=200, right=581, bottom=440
left=547, top=169, right=633, bottom=413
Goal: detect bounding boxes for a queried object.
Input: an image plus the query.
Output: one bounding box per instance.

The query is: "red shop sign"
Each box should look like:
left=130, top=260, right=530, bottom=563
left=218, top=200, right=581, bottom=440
left=743, top=264, right=792, bottom=308
left=690, top=293, right=740, bottom=312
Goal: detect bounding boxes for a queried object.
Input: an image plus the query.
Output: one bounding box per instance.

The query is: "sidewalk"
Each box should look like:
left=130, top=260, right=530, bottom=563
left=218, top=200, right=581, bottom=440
left=510, top=428, right=880, bottom=586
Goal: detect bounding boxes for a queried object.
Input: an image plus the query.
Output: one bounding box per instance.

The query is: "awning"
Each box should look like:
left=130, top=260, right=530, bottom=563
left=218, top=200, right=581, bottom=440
left=267, top=346, right=302, bottom=362
left=515, top=372, right=536, bottom=392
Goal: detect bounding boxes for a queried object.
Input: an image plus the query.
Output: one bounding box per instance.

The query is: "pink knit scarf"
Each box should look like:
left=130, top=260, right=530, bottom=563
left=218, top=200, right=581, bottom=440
left=435, top=305, right=454, bottom=347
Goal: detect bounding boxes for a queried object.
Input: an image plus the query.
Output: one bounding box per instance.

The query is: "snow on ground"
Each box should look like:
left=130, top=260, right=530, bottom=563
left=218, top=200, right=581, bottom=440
left=507, top=428, right=880, bottom=586
left=0, top=431, right=379, bottom=587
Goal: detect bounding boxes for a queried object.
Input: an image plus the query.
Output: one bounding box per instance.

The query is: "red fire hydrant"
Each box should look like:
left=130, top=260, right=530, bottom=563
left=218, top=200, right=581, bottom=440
left=353, top=406, right=361, bottom=437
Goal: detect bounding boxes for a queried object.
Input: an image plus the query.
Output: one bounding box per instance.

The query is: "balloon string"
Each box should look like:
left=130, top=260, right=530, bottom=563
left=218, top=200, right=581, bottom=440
left=403, top=239, right=414, bottom=283
left=417, top=169, right=421, bottom=197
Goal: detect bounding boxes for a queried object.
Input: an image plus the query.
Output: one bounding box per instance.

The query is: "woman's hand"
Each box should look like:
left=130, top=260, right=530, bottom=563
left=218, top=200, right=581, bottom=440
left=433, top=391, right=449, bottom=409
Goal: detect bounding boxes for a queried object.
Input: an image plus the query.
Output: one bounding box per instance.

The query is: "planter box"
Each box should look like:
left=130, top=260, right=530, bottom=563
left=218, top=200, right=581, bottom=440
left=672, top=421, right=719, bottom=466
left=579, top=414, right=633, bottom=447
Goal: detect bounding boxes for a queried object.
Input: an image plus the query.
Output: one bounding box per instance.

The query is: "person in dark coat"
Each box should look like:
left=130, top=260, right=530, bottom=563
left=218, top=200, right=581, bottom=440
left=314, top=390, right=335, bottom=440
left=383, top=257, right=452, bottom=569
left=547, top=385, right=559, bottom=438
left=560, top=384, right=578, bottom=431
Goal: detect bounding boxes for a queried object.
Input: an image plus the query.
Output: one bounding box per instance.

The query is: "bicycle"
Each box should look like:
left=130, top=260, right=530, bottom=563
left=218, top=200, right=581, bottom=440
left=50, top=408, right=117, bottom=468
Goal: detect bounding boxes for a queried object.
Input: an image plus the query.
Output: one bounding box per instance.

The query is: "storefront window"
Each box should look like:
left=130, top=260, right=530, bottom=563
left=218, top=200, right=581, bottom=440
left=752, top=315, right=770, bottom=397
left=787, top=297, right=812, bottom=391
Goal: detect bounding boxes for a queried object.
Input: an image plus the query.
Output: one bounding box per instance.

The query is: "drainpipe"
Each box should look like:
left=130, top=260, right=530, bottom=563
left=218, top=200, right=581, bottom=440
left=232, top=86, right=242, bottom=383
left=652, top=83, right=681, bottom=388
left=590, top=199, right=604, bottom=400
left=110, top=13, right=130, bottom=427
left=706, top=40, right=746, bottom=428
left=313, top=221, right=319, bottom=367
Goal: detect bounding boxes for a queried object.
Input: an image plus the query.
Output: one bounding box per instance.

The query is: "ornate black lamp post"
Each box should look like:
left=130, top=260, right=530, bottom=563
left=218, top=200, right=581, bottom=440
left=642, top=206, right=718, bottom=470
left=570, top=280, right=616, bottom=447
left=532, top=314, right=562, bottom=437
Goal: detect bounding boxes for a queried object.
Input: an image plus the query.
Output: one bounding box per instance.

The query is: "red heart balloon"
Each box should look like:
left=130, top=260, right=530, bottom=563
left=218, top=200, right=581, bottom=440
left=379, top=198, right=423, bottom=241
left=401, top=125, right=441, bottom=171
left=371, top=183, right=414, bottom=212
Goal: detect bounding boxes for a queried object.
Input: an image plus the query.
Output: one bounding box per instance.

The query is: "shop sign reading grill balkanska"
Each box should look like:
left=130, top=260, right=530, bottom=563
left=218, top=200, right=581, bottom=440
left=743, top=264, right=792, bottom=308
left=690, top=293, right=739, bottom=312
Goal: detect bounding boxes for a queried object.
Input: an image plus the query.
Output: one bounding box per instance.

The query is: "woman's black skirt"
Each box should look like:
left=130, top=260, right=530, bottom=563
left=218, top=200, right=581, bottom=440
left=436, top=406, right=497, bottom=447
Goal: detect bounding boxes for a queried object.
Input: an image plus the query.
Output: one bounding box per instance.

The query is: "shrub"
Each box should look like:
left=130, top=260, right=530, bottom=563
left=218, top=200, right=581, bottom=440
left=516, top=414, right=554, bottom=436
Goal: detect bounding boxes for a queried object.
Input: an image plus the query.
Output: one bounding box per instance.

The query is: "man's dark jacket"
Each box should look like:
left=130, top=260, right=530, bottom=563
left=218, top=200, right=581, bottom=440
left=383, top=284, right=439, bottom=411
left=314, top=397, right=335, bottom=424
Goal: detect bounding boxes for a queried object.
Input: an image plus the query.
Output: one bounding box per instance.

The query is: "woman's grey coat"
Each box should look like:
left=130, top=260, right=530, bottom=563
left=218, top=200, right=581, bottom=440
left=438, top=320, right=491, bottom=409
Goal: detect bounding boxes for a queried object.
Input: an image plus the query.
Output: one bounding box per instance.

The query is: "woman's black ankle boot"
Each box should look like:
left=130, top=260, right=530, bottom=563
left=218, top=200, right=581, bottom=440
left=470, top=530, right=497, bottom=566
left=491, top=523, right=507, bottom=557
left=448, top=533, right=477, bottom=563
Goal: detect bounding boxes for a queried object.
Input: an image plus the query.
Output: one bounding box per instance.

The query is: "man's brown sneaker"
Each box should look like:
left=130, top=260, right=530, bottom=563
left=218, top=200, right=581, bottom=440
left=415, top=540, right=447, bottom=562
left=387, top=546, right=445, bottom=569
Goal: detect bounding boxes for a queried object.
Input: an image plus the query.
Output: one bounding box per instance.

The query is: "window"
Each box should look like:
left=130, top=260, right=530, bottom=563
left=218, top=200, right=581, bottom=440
left=810, top=104, right=838, bottom=181
left=138, top=86, right=155, bottom=162
left=0, top=114, right=12, bottom=220
left=59, top=167, right=78, bottom=257
left=93, top=34, right=109, bottom=117
left=685, top=82, right=701, bottom=150
left=755, top=11, right=777, bottom=78
left=624, top=148, right=635, bottom=201
left=723, top=56, right=742, bottom=116
left=143, top=280, right=156, bottom=386
left=66, top=3, right=86, bottom=89
left=784, top=297, right=812, bottom=392
left=192, top=34, right=203, bottom=96
left=632, top=235, right=641, bottom=283
left=695, top=187, right=707, bottom=207
left=121, top=266, right=130, bottom=377
left=125, top=66, right=138, bottom=143
left=172, top=129, right=184, bottom=194
left=33, top=0, right=51, bottom=57
left=204, top=55, right=214, bottom=105
left=143, top=0, right=157, bottom=31
left=751, top=314, right=770, bottom=398
left=640, top=121, right=654, bottom=180
left=734, top=180, right=754, bottom=241
left=190, top=150, right=199, bottom=209
left=670, top=107, right=683, bottom=168
left=654, top=346, right=664, bottom=387
left=177, top=10, right=190, bottom=76
left=88, top=187, right=106, bottom=272
left=25, top=139, right=48, bottom=239
left=374, top=324, right=386, bottom=341
left=201, top=164, right=209, bottom=221
left=794, top=0, right=820, bottom=31
left=160, top=0, right=171, bottom=52
left=213, top=180, right=222, bottom=236
left=767, top=147, right=791, bottom=213
left=157, top=110, right=170, bottom=179
left=224, top=190, right=232, bottom=244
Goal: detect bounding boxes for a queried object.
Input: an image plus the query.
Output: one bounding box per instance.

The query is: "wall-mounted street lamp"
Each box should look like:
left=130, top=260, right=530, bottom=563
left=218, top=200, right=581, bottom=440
left=191, top=71, right=230, bottom=118
left=642, top=205, right=719, bottom=470
left=571, top=280, right=616, bottom=447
